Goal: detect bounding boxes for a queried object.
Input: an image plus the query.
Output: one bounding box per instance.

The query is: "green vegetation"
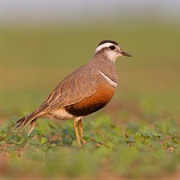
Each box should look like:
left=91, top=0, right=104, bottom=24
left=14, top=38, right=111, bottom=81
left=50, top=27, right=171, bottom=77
left=1, top=21, right=180, bottom=178
left=0, top=117, right=179, bottom=178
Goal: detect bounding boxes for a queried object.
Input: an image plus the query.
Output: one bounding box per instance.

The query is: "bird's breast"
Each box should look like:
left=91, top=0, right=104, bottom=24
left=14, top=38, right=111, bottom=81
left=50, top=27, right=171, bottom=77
left=65, top=80, right=116, bottom=117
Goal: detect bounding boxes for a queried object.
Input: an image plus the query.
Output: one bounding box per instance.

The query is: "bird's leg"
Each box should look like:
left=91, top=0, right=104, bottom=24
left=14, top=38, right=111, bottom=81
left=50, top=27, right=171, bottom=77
left=78, top=119, right=86, bottom=144
left=73, top=118, right=82, bottom=147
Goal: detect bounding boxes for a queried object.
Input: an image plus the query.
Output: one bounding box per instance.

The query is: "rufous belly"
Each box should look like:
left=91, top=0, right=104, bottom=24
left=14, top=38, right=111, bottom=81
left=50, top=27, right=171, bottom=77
left=65, top=82, right=115, bottom=117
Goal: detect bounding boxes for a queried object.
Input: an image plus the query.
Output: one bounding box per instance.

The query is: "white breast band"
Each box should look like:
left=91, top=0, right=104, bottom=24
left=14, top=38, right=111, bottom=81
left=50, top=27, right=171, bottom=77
left=98, top=70, right=117, bottom=88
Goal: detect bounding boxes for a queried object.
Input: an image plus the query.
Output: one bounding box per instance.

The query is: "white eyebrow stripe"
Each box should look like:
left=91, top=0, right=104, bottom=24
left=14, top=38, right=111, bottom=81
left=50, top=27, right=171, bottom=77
left=98, top=70, right=117, bottom=88
left=95, top=43, right=114, bottom=53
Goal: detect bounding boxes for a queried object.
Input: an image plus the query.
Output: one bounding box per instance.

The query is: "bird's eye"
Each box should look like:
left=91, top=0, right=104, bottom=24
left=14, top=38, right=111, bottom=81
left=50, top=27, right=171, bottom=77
left=109, top=45, right=115, bottom=50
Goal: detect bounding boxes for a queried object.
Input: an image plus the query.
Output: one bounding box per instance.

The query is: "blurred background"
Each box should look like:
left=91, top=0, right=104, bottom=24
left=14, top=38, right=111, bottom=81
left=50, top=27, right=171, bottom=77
left=1, top=0, right=180, bottom=122
left=1, top=1, right=180, bottom=178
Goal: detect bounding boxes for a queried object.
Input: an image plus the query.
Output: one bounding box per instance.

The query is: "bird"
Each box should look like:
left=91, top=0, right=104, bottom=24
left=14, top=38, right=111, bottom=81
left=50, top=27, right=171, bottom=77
left=14, top=40, right=131, bottom=147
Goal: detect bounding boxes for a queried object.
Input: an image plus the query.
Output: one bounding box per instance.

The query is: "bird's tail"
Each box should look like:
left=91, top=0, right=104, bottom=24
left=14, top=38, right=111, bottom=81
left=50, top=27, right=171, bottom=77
left=14, top=106, right=47, bottom=136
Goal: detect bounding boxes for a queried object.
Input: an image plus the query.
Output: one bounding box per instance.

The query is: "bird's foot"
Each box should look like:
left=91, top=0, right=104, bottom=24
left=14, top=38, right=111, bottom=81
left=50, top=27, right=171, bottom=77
left=81, top=138, right=86, bottom=145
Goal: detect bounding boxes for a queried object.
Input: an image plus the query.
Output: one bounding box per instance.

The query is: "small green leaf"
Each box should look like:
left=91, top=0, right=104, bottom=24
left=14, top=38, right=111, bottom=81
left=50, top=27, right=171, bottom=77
left=0, top=140, right=6, bottom=145
left=40, top=137, right=47, bottom=145
left=83, top=136, right=91, bottom=141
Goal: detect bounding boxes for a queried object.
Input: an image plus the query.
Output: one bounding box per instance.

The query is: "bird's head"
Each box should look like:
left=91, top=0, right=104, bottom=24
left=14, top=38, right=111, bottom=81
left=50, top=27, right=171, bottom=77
left=94, top=40, right=131, bottom=62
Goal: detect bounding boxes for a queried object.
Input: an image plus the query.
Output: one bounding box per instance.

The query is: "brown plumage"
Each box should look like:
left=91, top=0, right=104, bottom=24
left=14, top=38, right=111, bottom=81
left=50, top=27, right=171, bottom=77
left=15, top=40, right=131, bottom=147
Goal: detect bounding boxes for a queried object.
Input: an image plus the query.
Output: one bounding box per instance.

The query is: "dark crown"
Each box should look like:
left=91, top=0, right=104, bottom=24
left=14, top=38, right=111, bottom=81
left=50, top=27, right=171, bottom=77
left=97, top=40, right=118, bottom=47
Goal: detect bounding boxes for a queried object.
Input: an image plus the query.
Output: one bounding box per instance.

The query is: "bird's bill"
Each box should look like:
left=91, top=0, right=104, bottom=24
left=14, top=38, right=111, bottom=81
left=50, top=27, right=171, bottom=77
left=121, top=51, right=131, bottom=57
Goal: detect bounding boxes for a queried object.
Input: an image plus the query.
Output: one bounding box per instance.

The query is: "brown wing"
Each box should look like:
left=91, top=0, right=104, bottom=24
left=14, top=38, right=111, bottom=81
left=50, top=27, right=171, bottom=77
left=40, top=65, right=98, bottom=112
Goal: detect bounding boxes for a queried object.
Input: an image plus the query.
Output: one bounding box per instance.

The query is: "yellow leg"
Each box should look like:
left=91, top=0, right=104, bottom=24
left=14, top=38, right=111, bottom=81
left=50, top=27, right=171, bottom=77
left=73, top=118, right=81, bottom=147
left=78, top=119, right=86, bottom=145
